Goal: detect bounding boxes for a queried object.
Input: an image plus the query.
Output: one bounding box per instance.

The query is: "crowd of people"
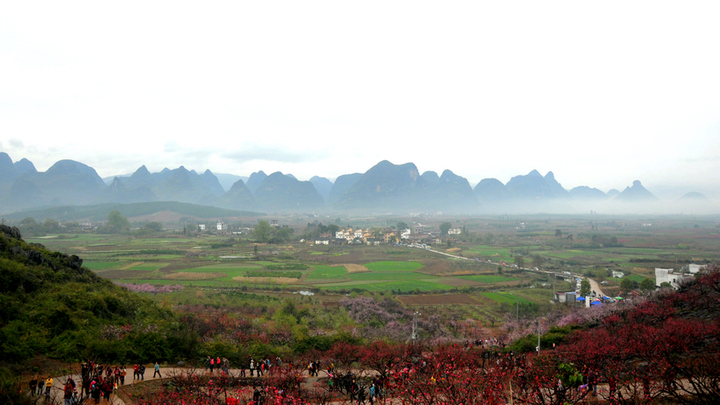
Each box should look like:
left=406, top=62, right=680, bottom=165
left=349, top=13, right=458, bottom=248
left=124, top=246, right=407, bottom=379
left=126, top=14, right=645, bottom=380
left=80, top=362, right=131, bottom=404
left=25, top=361, right=171, bottom=404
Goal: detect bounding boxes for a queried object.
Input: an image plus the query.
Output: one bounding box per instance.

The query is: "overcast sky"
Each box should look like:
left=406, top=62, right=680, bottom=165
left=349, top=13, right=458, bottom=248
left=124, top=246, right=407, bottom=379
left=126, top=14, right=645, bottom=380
left=2, top=1, right=719, bottom=198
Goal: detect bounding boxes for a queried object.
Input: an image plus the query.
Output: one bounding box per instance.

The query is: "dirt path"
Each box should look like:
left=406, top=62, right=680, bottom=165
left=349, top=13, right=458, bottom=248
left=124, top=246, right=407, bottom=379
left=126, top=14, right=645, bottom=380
left=45, top=367, right=235, bottom=405
left=45, top=367, right=324, bottom=405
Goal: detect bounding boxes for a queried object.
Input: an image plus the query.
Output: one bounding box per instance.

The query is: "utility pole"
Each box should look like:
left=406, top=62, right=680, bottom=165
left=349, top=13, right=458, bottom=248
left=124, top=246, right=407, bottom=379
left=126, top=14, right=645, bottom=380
left=537, top=318, right=541, bottom=353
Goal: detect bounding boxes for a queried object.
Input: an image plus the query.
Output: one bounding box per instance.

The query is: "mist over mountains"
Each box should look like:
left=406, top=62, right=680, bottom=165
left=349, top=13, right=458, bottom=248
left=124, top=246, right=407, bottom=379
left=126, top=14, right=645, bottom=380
left=0, top=152, right=716, bottom=216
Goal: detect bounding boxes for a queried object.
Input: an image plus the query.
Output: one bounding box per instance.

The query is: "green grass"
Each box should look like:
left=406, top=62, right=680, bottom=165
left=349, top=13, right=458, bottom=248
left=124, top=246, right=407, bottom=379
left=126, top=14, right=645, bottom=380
left=306, top=265, right=347, bottom=279
left=347, top=271, right=429, bottom=282
left=625, top=274, right=646, bottom=283
left=364, top=261, right=423, bottom=272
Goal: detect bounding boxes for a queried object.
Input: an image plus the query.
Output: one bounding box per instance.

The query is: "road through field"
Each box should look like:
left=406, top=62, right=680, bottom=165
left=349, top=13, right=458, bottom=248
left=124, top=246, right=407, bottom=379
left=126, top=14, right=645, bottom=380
left=422, top=245, right=608, bottom=300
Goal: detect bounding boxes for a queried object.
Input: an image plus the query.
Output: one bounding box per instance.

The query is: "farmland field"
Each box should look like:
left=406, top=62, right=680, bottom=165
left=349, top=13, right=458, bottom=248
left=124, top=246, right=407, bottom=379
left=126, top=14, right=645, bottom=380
left=20, top=213, right=720, bottom=321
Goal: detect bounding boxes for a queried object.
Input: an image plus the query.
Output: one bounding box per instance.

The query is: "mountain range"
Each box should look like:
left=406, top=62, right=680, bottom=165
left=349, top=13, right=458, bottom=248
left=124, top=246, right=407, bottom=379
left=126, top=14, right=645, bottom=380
left=0, top=152, right=713, bottom=216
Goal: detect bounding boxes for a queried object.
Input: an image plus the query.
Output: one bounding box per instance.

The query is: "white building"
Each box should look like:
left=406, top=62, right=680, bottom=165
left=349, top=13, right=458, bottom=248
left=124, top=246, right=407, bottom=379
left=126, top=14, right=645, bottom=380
left=217, top=222, right=227, bottom=231
left=655, top=268, right=694, bottom=289
left=198, top=224, right=206, bottom=231
left=401, top=229, right=411, bottom=240
left=611, top=270, right=624, bottom=278
left=688, top=264, right=706, bottom=274
left=448, top=228, right=462, bottom=235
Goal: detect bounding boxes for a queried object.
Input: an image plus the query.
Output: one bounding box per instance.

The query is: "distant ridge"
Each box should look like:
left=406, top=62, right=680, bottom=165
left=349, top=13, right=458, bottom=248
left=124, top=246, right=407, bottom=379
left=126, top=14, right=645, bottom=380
left=335, top=160, right=429, bottom=210
left=614, top=180, right=659, bottom=202
left=1, top=152, right=716, bottom=216
left=569, top=186, right=607, bottom=200
left=326, top=173, right=363, bottom=204
left=681, top=192, right=708, bottom=200
left=217, top=179, right=256, bottom=211
left=310, top=176, right=333, bottom=200
left=254, top=172, right=324, bottom=211
left=246, top=171, right=267, bottom=194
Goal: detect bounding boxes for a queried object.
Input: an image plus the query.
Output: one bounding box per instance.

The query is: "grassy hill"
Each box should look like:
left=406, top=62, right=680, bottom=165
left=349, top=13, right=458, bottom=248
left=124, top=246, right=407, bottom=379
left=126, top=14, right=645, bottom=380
left=0, top=225, right=193, bottom=371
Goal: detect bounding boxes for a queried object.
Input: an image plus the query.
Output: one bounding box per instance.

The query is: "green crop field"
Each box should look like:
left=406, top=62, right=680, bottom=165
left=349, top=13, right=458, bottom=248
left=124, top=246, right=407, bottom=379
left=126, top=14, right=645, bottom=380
left=625, top=274, right=646, bottom=283
left=82, top=261, right=121, bottom=270
left=347, top=271, right=428, bottom=282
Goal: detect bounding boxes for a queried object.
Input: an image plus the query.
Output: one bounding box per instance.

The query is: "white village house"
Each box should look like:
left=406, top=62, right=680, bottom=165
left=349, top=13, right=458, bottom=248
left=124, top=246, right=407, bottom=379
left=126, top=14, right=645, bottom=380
left=655, top=263, right=706, bottom=289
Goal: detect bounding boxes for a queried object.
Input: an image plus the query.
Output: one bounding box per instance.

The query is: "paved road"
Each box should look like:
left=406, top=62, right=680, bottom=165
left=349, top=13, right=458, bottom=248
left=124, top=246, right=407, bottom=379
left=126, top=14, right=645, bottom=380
left=587, top=277, right=607, bottom=298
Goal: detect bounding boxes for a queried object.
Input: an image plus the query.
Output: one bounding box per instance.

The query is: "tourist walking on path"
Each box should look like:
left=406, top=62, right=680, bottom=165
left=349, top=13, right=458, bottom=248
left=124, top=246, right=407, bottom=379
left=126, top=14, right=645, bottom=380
left=63, top=380, right=74, bottom=405
left=153, top=362, right=161, bottom=378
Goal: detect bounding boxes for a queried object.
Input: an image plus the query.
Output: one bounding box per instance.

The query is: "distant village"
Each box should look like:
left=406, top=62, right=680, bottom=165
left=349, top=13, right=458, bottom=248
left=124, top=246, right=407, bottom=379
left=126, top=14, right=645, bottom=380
left=193, top=220, right=464, bottom=247
left=310, top=224, right=463, bottom=246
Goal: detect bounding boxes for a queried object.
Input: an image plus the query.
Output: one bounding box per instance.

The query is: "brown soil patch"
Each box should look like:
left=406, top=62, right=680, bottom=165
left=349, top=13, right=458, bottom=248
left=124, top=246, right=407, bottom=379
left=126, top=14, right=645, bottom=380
left=119, top=262, right=144, bottom=270
left=335, top=263, right=370, bottom=274
left=232, top=276, right=299, bottom=284
left=165, top=272, right=227, bottom=280
left=494, top=280, right=523, bottom=287
left=415, top=259, right=453, bottom=275
left=398, top=294, right=481, bottom=306
left=446, top=248, right=462, bottom=253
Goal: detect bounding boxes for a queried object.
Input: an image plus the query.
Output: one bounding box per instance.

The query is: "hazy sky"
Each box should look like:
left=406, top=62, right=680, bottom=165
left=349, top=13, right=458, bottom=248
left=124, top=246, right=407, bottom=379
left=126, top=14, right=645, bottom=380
left=2, top=2, right=719, bottom=198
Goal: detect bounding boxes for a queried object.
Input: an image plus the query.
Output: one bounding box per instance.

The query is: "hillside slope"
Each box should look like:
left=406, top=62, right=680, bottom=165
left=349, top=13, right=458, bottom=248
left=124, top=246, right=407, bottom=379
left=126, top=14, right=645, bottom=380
left=0, top=225, right=187, bottom=367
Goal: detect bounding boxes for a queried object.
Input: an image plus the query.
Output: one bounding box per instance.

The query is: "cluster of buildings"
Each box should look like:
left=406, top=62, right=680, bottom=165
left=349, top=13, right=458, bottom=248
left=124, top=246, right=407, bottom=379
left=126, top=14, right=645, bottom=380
left=197, top=222, right=228, bottom=231
left=314, top=227, right=407, bottom=245
left=655, top=264, right=706, bottom=289
left=313, top=224, right=462, bottom=246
